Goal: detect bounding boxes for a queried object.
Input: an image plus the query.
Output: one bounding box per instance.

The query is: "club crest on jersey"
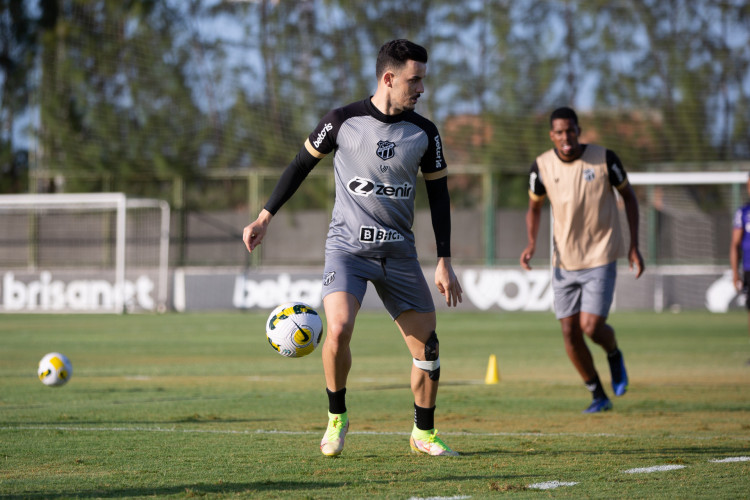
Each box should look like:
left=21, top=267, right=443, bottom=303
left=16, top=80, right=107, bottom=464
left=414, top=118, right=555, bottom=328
left=376, top=140, right=396, bottom=160
left=583, top=168, right=595, bottom=182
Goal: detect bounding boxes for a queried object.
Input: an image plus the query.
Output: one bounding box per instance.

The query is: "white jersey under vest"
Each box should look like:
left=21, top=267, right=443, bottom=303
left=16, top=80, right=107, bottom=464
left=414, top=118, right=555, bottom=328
left=304, top=97, right=447, bottom=258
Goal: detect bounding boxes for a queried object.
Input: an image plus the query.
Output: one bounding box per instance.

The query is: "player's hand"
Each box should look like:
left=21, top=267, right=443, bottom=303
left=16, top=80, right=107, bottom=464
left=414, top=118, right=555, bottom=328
left=734, top=273, right=743, bottom=292
left=435, top=257, right=462, bottom=307
left=243, top=209, right=273, bottom=253
left=520, top=245, right=535, bottom=271
left=629, top=246, right=645, bottom=279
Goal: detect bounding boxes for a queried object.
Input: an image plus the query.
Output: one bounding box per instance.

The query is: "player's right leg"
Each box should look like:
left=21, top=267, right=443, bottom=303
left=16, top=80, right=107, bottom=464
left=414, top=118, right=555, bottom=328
left=319, top=291, right=359, bottom=456
left=319, top=251, right=371, bottom=457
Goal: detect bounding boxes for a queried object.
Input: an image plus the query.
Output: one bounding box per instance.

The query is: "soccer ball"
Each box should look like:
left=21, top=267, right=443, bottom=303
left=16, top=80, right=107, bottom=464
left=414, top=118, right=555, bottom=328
left=38, top=352, right=73, bottom=387
left=265, top=302, right=323, bottom=358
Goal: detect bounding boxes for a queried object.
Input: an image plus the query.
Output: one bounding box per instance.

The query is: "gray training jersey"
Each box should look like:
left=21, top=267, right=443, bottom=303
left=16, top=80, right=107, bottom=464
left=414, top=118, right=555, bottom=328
left=304, top=98, right=447, bottom=259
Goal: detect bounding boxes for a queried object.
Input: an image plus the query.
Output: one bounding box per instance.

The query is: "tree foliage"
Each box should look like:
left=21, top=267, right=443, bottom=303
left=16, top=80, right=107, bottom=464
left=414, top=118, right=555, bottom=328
left=2, top=0, right=749, bottom=203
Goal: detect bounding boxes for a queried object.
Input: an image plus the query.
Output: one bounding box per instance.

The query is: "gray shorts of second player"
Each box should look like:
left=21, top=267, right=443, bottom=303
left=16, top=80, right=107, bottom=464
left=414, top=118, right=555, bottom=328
left=552, top=261, right=617, bottom=319
left=322, top=250, right=435, bottom=319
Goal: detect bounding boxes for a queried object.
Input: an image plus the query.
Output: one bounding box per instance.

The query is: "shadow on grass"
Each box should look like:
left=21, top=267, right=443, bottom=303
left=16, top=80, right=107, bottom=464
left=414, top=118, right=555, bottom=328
left=359, top=380, right=484, bottom=391
left=0, top=474, right=540, bottom=499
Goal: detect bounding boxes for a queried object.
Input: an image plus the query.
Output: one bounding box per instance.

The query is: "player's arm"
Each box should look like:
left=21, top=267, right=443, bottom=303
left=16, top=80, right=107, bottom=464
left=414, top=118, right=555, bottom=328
left=521, top=162, right=545, bottom=271
left=730, top=210, right=744, bottom=291
left=424, top=173, right=462, bottom=307
left=243, top=142, right=322, bottom=253
left=608, top=150, right=644, bottom=278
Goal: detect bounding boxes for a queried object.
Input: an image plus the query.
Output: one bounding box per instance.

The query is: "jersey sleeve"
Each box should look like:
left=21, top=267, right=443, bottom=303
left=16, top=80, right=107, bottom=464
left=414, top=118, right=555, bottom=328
left=734, top=208, right=744, bottom=230
left=419, top=122, right=448, bottom=181
left=606, top=149, right=629, bottom=190
left=264, top=107, right=344, bottom=214
left=528, top=161, right=546, bottom=200
left=305, top=108, right=345, bottom=158
left=424, top=176, right=451, bottom=257
left=263, top=146, right=320, bottom=215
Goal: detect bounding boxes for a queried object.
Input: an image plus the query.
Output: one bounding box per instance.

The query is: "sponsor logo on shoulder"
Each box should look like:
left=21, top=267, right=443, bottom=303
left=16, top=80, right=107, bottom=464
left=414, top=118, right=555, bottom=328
left=434, top=135, right=444, bottom=169
left=313, top=123, right=333, bottom=148
left=347, top=176, right=413, bottom=199
left=359, top=226, right=404, bottom=243
left=376, top=140, right=396, bottom=160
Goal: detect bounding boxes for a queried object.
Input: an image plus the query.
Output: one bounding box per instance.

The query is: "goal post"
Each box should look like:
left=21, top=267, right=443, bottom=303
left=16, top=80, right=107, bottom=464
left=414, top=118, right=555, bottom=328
left=0, top=193, right=170, bottom=313
left=623, top=170, right=747, bottom=312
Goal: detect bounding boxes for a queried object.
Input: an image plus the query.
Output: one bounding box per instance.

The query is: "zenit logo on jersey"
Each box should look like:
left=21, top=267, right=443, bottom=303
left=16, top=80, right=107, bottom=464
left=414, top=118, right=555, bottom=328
left=376, top=140, right=396, bottom=160
left=359, top=226, right=404, bottom=243
left=347, top=176, right=413, bottom=199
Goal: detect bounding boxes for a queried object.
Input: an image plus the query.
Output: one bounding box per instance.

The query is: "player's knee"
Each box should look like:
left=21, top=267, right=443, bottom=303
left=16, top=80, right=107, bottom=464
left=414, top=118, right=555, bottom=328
left=424, top=330, right=439, bottom=360
left=413, top=331, right=440, bottom=381
left=325, top=320, right=354, bottom=347
left=559, top=320, right=579, bottom=341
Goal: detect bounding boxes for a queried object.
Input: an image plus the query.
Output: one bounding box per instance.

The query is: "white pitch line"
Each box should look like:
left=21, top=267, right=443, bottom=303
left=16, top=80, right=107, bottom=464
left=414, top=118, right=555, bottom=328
left=528, top=481, right=578, bottom=490
left=408, top=496, right=471, bottom=500
left=1, top=425, right=749, bottom=442
left=709, top=456, right=750, bottom=463
left=622, top=465, right=686, bottom=474
left=0, top=425, right=617, bottom=438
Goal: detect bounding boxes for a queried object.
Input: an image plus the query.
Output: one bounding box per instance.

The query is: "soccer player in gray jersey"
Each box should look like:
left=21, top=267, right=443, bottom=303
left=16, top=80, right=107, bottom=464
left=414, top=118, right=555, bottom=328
left=243, top=39, right=462, bottom=457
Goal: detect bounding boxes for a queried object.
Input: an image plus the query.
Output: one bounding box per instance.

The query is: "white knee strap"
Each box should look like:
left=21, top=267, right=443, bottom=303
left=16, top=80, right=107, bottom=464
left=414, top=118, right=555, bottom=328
left=413, top=358, right=440, bottom=371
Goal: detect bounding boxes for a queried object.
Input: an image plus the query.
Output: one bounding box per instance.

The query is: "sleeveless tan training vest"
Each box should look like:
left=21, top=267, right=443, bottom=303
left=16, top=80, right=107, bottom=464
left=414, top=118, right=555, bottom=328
left=534, top=144, right=625, bottom=271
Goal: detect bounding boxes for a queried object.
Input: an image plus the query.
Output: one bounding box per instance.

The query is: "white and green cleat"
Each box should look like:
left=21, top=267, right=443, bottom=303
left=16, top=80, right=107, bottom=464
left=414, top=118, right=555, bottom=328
left=409, top=426, right=459, bottom=456
left=320, top=411, right=349, bottom=457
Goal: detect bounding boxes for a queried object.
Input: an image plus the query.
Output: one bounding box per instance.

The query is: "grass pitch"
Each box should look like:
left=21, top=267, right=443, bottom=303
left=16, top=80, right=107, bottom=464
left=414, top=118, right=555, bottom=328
left=1, top=310, right=749, bottom=499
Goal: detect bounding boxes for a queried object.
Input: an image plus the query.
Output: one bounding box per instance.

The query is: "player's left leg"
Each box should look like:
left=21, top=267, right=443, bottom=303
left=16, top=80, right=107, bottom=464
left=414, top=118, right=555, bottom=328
left=579, top=262, right=628, bottom=396
left=395, top=309, right=438, bottom=408
left=395, top=309, right=458, bottom=456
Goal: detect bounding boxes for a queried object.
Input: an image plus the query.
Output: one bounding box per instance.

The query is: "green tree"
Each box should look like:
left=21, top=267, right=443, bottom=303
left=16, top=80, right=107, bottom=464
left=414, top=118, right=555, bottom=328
left=0, top=0, right=38, bottom=193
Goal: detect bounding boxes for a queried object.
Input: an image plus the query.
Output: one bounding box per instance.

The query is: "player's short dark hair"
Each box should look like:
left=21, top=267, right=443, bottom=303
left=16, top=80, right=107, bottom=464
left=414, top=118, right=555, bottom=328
left=550, top=107, right=579, bottom=128
left=376, top=39, right=428, bottom=79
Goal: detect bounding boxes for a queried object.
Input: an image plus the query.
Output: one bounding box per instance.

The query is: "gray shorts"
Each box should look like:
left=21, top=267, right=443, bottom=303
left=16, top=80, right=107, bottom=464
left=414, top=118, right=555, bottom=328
left=552, top=261, right=617, bottom=319
left=322, top=250, right=435, bottom=319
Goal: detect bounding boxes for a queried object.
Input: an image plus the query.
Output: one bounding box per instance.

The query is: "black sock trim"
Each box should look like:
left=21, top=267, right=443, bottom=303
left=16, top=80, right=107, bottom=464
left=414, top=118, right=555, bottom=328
left=413, top=403, right=435, bottom=431
left=326, top=388, right=347, bottom=414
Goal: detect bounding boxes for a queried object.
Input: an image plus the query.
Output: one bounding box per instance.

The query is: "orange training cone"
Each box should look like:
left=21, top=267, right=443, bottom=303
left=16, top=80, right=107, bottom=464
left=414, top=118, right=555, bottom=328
left=485, top=354, right=499, bottom=384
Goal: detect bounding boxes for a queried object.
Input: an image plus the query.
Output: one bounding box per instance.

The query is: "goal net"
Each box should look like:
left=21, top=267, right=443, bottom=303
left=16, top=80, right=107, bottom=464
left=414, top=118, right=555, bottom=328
left=0, top=193, right=169, bottom=313
left=617, top=171, right=747, bottom=312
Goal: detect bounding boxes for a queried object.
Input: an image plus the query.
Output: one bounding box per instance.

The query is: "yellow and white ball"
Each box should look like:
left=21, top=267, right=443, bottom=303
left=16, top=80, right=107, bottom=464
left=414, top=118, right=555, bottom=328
left=265, top=302, right=323, bottom=358
left=38, top=352, right=73, bottom=387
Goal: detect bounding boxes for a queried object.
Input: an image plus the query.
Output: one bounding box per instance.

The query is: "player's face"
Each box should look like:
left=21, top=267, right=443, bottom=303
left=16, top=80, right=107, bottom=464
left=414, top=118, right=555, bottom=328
left=390, top=59, right=425, bottom=112
left=549, top=118, right=582, bottom=161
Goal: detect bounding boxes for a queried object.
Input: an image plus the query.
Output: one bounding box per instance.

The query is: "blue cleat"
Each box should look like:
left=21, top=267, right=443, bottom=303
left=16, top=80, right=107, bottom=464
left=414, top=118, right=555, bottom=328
left=609, top=351, right=628, bottom=397
left=583, top=397, right=612, bottom=413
